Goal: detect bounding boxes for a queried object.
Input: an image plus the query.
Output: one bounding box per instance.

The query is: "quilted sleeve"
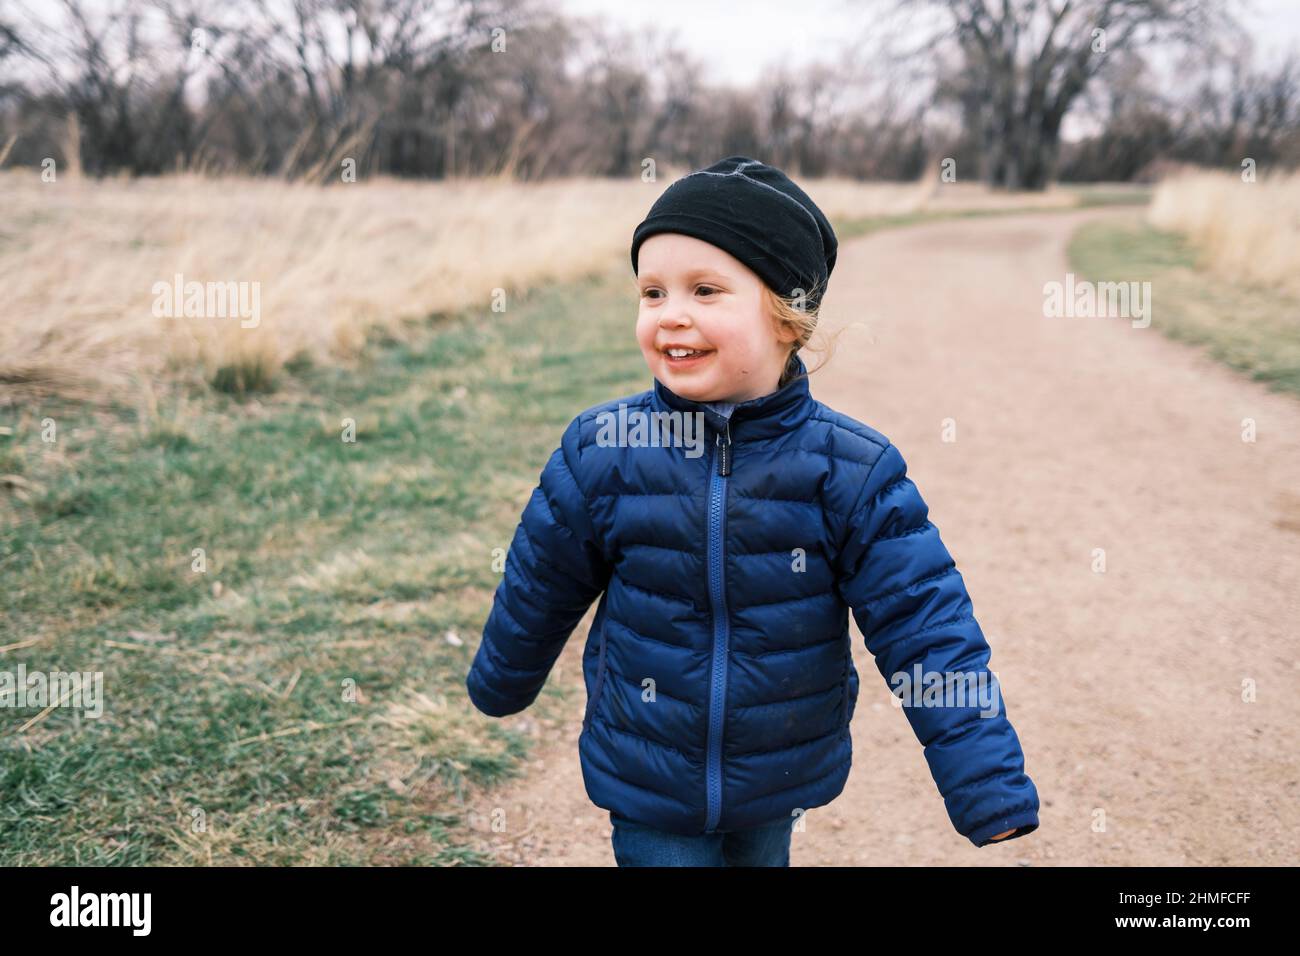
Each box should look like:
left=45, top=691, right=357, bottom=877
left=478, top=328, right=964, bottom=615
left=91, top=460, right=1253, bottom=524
left=835, top=441, right=1040, bottom=847
left=465, top=415, right=611, bottom=718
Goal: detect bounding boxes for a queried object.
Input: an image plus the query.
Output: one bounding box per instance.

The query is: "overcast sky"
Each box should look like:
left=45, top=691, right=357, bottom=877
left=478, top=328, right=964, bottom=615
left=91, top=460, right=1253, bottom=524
left=559, top=0, right=1300, bottom=88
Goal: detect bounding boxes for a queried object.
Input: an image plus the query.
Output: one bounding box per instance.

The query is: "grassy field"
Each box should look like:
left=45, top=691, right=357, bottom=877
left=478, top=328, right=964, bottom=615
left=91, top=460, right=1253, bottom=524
left=1069, top=217, right=1300, bottom=397
left=1147, top=170, right=1300, bottom=296
left=0, top=262, right=647, bottom=864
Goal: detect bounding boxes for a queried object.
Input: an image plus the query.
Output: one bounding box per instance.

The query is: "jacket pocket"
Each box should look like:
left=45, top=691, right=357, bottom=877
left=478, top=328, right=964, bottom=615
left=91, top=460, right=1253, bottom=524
left=582, top=631, right=609, bottom=731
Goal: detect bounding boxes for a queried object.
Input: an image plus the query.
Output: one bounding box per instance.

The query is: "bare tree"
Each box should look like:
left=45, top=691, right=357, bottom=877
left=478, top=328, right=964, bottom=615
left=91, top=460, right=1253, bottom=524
left=917, top=0, right=1241, bottom=189
left=1171, top=45, right=1300, bottom=168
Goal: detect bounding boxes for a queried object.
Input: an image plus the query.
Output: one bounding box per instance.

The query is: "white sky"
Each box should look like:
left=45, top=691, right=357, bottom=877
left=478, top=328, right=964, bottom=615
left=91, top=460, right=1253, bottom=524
left=559, top=0, right=1300, bottom=88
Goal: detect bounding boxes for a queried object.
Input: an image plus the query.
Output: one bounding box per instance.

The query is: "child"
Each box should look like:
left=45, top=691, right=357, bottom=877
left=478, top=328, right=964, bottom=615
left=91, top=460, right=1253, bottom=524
left=466, top=155, right=1040, bottom=866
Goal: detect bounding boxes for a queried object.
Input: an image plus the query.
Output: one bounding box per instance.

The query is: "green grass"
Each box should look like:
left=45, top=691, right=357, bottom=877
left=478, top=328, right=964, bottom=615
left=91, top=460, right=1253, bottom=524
left=1069, top=219, right=1300, bottom=397
left=1060, top=183, right=1154, bottom=207
left=0, top=262, right=648, bottom=865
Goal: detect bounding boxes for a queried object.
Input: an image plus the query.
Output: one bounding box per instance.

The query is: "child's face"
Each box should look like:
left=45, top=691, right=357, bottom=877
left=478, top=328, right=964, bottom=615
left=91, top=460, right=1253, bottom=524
left=635, top=233, right=797, bottom=404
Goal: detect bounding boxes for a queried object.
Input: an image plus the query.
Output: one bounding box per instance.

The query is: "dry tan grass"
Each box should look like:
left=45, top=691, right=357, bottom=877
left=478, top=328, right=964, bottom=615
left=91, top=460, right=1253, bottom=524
left=0, top=168, right=1083, bottom=404
left=1, top=171, right=654, bottom=402
left=1147, top=168, right=1300, bottom=297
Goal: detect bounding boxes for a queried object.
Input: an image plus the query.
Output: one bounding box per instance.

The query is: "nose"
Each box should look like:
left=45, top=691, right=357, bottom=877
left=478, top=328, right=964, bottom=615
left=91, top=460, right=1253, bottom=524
left=657, top=294, right=692, bottom=328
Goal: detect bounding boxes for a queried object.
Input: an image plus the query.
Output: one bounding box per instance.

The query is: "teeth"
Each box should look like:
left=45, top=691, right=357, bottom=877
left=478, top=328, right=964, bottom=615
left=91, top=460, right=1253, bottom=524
left=666, top=348, right=700, bottom=358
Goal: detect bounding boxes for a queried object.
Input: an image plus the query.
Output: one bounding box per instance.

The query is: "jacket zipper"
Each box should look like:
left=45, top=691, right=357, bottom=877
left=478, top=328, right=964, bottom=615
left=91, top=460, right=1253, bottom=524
left=704, top=420, right=731, bottom=832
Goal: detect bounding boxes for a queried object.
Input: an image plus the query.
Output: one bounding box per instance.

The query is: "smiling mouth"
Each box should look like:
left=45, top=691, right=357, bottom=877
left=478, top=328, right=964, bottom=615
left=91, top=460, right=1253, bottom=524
left=660, top=345, right=714, bottom=364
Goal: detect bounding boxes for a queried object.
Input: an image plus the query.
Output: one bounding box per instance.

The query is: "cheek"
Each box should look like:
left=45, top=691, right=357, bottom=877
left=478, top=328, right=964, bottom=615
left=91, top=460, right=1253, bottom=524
left=713, top=330, right=758, bottom=365
left=635, top=313, right=657, bottom=352
left=703, top=323, right=736, bottom=354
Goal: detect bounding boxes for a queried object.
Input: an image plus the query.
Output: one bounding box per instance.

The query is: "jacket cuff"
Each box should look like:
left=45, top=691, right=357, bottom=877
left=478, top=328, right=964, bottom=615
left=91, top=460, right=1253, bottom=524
left=968, top=808, right=1040, bottom=848
left=465, top=669, right=526, bottom=718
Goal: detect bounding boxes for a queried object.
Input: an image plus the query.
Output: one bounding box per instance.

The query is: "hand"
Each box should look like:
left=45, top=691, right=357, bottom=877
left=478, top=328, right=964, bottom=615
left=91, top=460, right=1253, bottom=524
left=988, top=828, right=1017, bottom=841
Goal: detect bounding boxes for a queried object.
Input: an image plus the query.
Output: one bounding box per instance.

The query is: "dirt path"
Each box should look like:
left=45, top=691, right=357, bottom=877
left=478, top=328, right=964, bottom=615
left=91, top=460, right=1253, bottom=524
left=461, top=207, right=1300, bottom=866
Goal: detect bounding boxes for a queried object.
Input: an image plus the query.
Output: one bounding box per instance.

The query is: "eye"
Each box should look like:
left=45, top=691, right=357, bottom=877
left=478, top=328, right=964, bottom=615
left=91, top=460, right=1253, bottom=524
left=696, top=285, right=719, bottom=297
left=640, top=288, right=663, bottom=300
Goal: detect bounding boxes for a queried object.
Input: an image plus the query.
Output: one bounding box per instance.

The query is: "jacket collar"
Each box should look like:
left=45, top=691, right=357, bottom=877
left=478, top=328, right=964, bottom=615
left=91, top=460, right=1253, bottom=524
left=651, top=355, right=816, bottom=441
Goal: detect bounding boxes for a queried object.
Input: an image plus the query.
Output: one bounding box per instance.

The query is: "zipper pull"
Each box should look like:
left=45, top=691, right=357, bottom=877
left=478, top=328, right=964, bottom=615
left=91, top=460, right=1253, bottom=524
left=716, top=422, right=732, bottom=477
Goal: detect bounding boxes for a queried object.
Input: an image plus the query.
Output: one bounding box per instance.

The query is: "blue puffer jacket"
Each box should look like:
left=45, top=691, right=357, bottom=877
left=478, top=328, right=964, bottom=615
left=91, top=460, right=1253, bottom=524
left=466, top=357, right=1040, bottom=846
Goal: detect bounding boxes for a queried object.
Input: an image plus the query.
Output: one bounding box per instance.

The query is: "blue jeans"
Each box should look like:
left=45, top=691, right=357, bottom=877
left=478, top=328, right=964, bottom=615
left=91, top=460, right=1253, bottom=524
left=609, top=811, right=792, bottom=867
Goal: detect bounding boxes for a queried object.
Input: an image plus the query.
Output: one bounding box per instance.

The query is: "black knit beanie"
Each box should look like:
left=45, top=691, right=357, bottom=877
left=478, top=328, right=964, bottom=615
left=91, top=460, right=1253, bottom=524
left=630, top=155, right=838, bottom=311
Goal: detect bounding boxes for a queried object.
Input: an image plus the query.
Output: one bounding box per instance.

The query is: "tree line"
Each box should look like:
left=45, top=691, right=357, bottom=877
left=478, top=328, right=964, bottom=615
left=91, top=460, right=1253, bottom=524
left=0, top=0, right=1295, bottom=187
